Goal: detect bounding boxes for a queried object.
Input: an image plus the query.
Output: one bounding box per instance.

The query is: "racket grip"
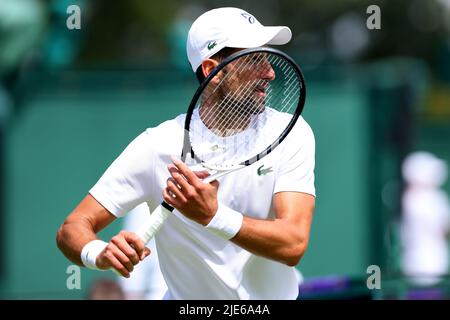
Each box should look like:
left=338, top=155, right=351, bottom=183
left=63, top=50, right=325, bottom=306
left=202, top=175, right=216, bottom=184
left=134, top=202, right=173, bottom=244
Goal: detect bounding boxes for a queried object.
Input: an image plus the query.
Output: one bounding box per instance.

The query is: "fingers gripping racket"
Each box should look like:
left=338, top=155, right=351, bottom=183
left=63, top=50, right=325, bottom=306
left=135, top=47, right=306, bottom=244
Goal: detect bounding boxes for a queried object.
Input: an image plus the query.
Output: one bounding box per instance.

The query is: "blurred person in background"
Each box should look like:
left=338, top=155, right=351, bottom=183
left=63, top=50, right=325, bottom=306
left=0, top=0, right=46, bottom=71
left=0, top=1, right=46, bottom=276
left=118, top=203, right=168, bottom=300
left=0, top=0, right=46, bottom=120
left=400, top=151, right=450, bottom=287
left=88, top=278, right=125, bottom=300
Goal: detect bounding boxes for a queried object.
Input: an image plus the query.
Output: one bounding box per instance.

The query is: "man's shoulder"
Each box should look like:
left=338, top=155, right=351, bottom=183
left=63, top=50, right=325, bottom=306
left=137, top=114, right=185, bottom=153
left=290, top=116, right=315, bottom=144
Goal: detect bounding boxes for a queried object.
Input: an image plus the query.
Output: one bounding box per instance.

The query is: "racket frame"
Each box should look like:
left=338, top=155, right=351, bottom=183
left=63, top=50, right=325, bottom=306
left=182, top=47, right=306, bottom=167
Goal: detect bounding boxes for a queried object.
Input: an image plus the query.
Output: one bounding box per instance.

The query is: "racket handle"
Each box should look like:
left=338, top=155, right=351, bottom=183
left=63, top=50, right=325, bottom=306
left=202, top=175, right=216, bottom=184
left=134, top=202, right=173, bottom=244
left=202, top=166, right=243, bottom=184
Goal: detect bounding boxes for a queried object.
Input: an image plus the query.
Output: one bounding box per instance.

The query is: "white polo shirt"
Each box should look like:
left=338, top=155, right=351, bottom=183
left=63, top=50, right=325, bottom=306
left=90, top=113, right=315, bottom=299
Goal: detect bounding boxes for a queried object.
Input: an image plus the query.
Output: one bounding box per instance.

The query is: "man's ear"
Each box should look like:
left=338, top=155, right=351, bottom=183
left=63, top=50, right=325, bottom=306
left=201, top=59, right=220, bottom=83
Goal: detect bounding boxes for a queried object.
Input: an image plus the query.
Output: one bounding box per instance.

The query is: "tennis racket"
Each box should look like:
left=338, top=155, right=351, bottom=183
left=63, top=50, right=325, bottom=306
left=135, top=47, right=306, bottom=244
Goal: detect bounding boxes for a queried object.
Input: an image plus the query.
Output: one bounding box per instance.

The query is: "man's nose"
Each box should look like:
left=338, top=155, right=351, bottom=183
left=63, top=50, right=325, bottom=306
left=260, top=60, right=275, bottom=80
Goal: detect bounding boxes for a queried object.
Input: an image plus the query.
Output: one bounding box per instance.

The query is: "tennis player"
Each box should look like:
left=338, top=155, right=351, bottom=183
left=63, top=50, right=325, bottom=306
left=56, top=7, right=316, bottom=299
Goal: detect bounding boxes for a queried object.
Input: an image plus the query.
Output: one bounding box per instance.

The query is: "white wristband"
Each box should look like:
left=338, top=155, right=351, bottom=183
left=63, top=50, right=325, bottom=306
left=205, top=203, right=243, bottom=240
left=80, top=239, right=108, bottom=270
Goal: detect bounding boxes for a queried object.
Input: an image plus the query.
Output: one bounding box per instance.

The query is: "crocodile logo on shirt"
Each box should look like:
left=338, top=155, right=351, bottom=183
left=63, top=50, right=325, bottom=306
left=257, top=165, right=273, bottom=176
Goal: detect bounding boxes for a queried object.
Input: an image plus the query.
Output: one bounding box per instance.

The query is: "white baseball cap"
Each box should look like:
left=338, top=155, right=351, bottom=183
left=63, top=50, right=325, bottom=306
left=186, top=7, right=292, bottom=72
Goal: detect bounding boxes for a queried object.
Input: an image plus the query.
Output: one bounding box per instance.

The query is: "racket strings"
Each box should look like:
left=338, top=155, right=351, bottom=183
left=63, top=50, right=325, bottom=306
left=200, top=53, right=263, bottom=112
left=201, top=70, right=273, bottom=137
left=215, top=56, right=298, bottom=150
left=194, top=55, right=271, bottom=163
left=195, top=58, right=298, bottom=165
left=199, top=54, right=268, bottom=134
left=191, top=52, right=302, bottom=166
left=212, top=54, right=298, bottom=134
left=215, top=55, right=298, bottom=139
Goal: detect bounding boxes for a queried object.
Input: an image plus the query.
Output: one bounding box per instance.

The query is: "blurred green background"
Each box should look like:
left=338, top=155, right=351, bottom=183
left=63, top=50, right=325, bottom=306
left=1, top=0, right=450, bottom=299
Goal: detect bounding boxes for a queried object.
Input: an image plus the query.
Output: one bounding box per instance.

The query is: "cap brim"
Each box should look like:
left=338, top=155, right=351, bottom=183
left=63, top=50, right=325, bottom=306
left=265, top=26, right=292, bottom=45
left=227, top=26, right=292, bottom=48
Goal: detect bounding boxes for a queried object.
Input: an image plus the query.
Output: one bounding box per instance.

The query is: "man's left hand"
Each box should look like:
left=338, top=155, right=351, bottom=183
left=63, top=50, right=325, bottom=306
left=163, top=157, right=219, bottom=226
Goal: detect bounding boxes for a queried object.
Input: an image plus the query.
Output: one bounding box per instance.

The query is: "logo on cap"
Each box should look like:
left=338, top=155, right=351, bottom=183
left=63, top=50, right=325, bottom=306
left=241, top=13, right=255, bottom=24
left=207, top=41, right=217, bottom=50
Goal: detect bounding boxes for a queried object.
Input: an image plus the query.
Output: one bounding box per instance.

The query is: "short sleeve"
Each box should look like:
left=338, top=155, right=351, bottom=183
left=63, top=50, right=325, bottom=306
left=273, top=118, right=316, bottom=197
left=89, top=130, right=156, bottom=217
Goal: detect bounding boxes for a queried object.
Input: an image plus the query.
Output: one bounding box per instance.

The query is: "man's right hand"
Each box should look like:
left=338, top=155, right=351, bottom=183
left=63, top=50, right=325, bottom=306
left=96, top=231, right=150, bottom=278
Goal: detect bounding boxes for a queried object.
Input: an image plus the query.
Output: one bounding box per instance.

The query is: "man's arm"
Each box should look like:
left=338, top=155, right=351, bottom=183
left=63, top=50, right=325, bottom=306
left=56, top=194, right=150, bottom=277
left=164, top=158, right=315, bottom=267
left=232, top=191, right=314, bottom=266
